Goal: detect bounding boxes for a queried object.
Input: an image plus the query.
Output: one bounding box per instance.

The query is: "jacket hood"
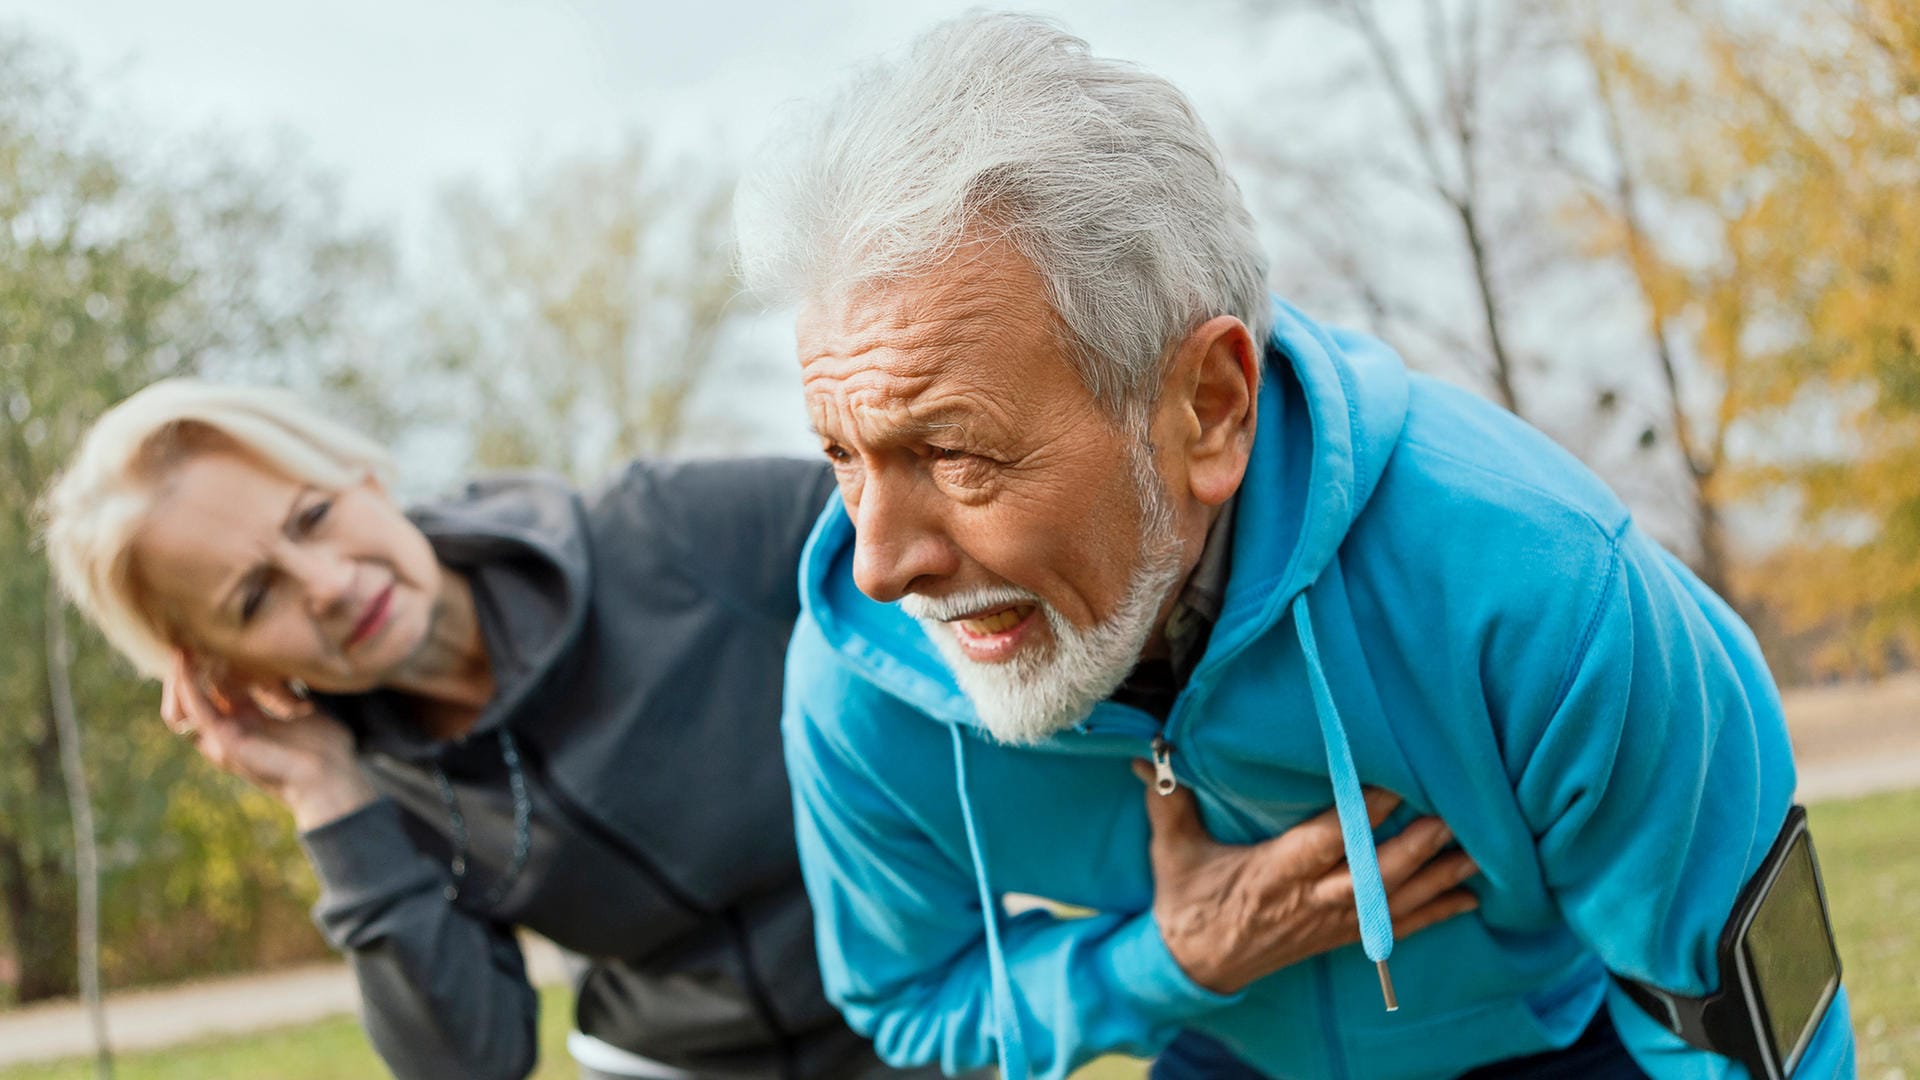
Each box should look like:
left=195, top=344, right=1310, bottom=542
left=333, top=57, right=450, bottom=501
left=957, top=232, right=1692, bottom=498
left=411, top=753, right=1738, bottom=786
left=798, top=295, right=1411, bottom=726
left=327, top=473, right=593, bottom=761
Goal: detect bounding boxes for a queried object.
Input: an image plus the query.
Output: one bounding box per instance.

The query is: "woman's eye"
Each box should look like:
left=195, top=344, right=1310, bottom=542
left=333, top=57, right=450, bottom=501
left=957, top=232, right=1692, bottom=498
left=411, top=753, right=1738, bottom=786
left=239, top=578, right=269, bottom=623
left=297, top=499, right=333, bottom=532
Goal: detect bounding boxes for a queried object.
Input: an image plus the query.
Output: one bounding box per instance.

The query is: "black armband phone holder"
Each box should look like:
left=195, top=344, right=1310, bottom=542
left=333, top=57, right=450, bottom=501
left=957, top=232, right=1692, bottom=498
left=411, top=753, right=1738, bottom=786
left=1613, top=805, right=1841, bottom=1079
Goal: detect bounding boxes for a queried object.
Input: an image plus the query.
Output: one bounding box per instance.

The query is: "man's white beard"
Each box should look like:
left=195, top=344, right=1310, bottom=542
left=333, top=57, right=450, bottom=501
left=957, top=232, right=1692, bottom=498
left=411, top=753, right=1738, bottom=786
left=901, top=450, right=1187, bottom=746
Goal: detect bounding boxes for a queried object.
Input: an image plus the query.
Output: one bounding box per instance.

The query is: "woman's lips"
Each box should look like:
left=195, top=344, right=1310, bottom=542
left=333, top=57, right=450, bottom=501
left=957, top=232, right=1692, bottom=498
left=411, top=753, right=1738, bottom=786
left=949, top=603, right=1039, bottom=663
left=345, top=584, right=394, bottom=650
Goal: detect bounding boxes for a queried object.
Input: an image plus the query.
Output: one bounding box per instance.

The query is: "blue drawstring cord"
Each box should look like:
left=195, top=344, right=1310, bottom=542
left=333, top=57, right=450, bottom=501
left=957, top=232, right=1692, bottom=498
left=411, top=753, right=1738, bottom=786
left=952, top=724, right=1031, bottom=1079
left=1293, top=592, right=1398, bottom=1004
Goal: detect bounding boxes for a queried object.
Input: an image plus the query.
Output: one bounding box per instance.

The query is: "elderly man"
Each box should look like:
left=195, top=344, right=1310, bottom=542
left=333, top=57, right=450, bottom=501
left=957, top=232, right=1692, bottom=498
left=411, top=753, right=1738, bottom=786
left=736, top=13, right=1857, bottom=1080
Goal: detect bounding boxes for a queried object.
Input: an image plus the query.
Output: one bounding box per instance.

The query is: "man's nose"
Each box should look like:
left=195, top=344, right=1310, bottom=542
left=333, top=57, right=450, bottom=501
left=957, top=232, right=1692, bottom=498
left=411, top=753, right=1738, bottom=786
left=850, top=471, right=959, bottom=604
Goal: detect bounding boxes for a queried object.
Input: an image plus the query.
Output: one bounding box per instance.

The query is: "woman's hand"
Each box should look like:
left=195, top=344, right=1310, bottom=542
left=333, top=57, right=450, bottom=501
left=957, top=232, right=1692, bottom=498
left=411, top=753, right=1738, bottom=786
left=163, top=651, right=378, bottom=831
left=1131, top=760, right=1479, bottom=995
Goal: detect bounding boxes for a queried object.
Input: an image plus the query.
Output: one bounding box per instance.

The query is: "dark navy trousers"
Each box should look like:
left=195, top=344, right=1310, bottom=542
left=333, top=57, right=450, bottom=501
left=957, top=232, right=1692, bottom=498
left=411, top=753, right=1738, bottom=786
left=1149, top=1008, right=1651, bottom=1080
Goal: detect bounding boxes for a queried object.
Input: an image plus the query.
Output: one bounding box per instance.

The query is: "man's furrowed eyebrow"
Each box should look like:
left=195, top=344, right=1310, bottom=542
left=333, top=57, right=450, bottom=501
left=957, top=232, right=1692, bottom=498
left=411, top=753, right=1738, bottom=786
left=901, top=401, right=990, bottom=442
left=809, top=408, right=980, bottom=446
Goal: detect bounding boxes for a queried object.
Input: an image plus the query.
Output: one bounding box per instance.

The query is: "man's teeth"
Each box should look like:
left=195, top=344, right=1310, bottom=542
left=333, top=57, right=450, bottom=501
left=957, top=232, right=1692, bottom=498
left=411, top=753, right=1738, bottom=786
left=959, top=607, right=1026, bottom=635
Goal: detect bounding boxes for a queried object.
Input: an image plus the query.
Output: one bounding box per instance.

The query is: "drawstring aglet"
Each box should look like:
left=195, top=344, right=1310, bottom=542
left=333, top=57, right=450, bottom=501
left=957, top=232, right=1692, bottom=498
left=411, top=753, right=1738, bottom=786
left=1376, top=959, right=1398, bottom=1012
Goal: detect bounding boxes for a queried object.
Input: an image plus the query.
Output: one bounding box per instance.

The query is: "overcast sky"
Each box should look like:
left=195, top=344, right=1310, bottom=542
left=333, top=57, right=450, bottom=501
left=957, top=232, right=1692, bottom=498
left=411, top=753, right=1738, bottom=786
left=2, top=0, right=1303, bottom=465
left=4, top=0, right=1270, bottom=247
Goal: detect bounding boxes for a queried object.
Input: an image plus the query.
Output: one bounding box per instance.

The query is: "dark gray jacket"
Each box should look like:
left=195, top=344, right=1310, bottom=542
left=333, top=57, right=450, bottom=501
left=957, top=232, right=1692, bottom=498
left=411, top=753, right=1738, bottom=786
left=299, top=457, right=878, bottom=1080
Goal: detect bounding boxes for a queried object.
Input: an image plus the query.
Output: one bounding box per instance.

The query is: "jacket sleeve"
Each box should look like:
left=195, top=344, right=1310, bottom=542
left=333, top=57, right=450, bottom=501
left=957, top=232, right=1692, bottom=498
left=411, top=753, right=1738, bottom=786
left=598, top=456, right=837, bottom=627
left=783, top=691, right=1238, bottom=1080
left=301, top=798, right=540, bottom=1080
left=1505, top=523, right=1856, bottom=1079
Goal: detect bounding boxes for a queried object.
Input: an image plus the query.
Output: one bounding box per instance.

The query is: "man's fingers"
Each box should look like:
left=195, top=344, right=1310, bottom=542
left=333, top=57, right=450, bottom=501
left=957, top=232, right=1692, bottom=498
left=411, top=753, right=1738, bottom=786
left=1310, top=864, right=1355, bottom=908
left=1390, top=887, right=1480, bottom=939
left=1375, top=816, right=1455, bottom=888
left=1309, top=827, right=1470, bottom=910
left=1363, top=786, right=1400, bottom=827
left=1131, top=759, right=1210, bottom=848
left=1386, top=851, right=1478, bottom=918
left=1275, top=787, right=1404, bottom=872
left=1266, top=801, right=1343, bottom=873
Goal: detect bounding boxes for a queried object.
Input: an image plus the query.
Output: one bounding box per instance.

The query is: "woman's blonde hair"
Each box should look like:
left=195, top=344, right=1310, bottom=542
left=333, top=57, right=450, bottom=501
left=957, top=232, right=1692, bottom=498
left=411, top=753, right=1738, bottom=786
left=41, top=379, right=394, bottom=679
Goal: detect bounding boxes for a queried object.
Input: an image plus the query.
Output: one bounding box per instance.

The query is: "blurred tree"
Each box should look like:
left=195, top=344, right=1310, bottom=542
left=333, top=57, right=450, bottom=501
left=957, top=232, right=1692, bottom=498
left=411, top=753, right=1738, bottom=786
left=0, top=31, right=394, bottom=1003
left=1559, top=0, right=1751, bottom=599
left=1235, top=0, right=1729, bottom=571
left=1242, top=0, right=1586, bottom=419
left=421, top=142, right=750, bottom=483
left=1570, top=0, right=1920, bottom=672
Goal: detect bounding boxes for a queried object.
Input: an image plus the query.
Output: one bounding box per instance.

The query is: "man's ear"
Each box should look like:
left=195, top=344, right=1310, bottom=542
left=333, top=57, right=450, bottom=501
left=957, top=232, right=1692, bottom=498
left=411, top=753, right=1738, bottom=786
left=1165, top=315, right=1259, bottom=507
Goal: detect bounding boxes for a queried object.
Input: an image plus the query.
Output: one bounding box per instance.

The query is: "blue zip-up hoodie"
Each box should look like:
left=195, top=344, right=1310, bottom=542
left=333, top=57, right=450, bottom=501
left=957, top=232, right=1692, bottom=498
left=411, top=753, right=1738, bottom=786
left=781, top=299, right=1857, bottom=1080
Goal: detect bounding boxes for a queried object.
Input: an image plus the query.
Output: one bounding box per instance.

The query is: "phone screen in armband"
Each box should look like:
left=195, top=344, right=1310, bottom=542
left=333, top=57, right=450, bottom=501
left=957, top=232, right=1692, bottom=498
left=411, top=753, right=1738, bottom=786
left=1737, top=826, right=1841, bottom=1075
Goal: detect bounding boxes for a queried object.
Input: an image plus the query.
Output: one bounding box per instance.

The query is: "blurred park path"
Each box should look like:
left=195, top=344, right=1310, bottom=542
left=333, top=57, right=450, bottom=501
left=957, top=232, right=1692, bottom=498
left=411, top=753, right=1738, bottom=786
left=2, top=675, right=1914, bottom=1068
left=0, top=935, right=567, bottom=1068
left=1781, top=673, right=1920, bottom=802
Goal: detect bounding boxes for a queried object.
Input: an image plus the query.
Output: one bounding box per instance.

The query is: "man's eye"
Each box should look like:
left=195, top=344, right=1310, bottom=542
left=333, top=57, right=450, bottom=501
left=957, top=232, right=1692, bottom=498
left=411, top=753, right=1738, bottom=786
left=297, top=499, right=332, bottom=533
left=823, top=444, right=853, bottom=464
left=930, top=446, right=968, bottom=461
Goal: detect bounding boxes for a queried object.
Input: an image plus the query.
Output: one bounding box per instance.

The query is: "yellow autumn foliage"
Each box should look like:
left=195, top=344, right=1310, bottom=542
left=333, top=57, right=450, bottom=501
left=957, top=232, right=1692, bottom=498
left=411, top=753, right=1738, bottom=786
left=1576, top=0, right=1920, bottom=676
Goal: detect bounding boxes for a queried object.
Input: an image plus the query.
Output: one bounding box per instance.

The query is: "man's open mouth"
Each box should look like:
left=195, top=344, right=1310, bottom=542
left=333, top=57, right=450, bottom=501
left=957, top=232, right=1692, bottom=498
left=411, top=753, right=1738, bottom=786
left=955, top=604, right=1035, bottom=638
left=946, top=603, right=1042, bottom=662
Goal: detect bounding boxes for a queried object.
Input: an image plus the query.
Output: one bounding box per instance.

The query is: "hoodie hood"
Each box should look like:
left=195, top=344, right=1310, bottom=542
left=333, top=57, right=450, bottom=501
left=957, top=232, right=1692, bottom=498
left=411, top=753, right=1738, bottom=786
left=325, top=473, right=593, bottom=761
left=798, top=297, right=1413, bottom=1076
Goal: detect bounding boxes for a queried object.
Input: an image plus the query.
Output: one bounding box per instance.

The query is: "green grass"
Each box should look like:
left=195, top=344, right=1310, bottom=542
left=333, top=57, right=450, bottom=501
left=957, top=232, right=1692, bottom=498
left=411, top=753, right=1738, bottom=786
left=5, top=790, right=1913, bottom=1079
left=1810, top=788, right=1920, bottom=1076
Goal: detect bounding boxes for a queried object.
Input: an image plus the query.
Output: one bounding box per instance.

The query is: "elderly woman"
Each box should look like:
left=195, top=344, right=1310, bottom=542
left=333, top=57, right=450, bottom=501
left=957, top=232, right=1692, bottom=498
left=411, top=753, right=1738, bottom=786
left=42, top=378, right=932, bottom=1080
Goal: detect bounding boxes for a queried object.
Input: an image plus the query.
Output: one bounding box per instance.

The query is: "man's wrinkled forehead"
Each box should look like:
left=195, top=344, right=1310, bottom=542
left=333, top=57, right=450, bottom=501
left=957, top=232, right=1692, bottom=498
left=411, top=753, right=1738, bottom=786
left=798, top=268, right=1051, bottom=435
left=797, top=264, right=1042, bottom=372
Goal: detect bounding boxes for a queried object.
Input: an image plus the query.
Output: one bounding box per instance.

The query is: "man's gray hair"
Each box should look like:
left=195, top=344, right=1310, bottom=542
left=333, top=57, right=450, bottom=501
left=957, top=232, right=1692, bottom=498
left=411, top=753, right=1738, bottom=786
left=734, top=11, right=1272, bottom=415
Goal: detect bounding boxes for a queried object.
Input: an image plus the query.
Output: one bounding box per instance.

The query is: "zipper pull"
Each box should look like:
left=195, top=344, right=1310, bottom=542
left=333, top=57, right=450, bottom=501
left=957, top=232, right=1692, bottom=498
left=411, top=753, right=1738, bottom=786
left=1149, top=736, right=1177, bottom=796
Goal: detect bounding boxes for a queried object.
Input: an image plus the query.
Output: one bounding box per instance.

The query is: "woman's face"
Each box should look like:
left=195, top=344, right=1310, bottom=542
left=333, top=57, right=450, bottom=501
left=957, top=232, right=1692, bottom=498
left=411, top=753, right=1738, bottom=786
left=130, top=448, right=444, bottom=694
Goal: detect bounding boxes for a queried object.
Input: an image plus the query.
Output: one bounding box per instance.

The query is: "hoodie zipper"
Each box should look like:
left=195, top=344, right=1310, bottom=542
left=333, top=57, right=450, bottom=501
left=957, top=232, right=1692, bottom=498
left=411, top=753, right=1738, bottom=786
left=1076, top=708, right=1183, bottom=797
left=1149, top=735, right=1178, bottom=795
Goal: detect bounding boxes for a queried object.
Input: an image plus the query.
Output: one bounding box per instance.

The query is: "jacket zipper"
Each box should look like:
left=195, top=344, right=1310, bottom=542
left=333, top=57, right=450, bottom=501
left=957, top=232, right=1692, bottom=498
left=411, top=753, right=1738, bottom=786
left=512, top=737, right=799, bottom=1080
left=1150, top=735, right=1178, bottom=795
